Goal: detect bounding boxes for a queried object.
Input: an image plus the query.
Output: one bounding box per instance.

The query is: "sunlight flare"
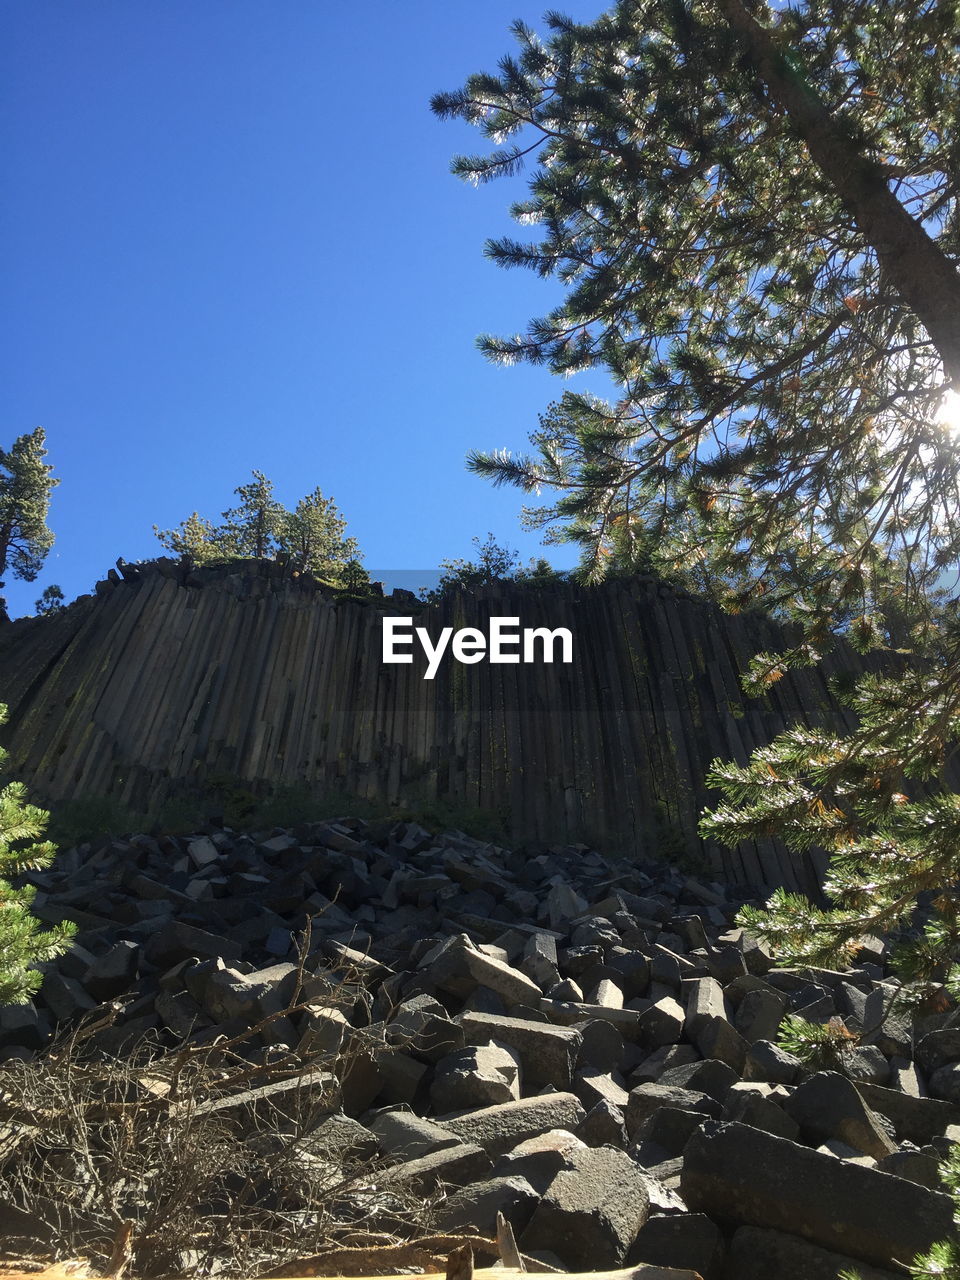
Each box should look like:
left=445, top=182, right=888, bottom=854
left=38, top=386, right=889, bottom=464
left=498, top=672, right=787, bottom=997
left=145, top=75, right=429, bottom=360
left=937, top=389, right=960, bottom=436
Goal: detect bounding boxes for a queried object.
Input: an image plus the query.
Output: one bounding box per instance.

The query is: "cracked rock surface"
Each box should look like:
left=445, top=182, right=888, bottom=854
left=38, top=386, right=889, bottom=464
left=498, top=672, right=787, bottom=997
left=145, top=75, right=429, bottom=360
left=9, top=816, right=960, bottom=1277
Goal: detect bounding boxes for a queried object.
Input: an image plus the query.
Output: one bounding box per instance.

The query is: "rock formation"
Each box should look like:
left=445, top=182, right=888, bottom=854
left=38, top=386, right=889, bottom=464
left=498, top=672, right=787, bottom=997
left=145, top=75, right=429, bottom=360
left=4, top=815, right=958, bottom=1279
left=0, top=559, right=887, bottom=891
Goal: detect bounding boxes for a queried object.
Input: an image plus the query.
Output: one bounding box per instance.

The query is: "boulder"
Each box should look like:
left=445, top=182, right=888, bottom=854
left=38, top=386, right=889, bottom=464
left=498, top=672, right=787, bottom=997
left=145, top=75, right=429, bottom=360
left=630, top=1213, right=725, bottom=1279
left=637, top=997, right=685, bottom=1048
left=431, top=1041, right=521, bottom=1112
left=83, top=940, right=140, bottom=1000
left=521, top=1145, right=651, bottom=1269
left=369, top=1109, right=461, bottom=1160
left=783, top=1072, right=896, bottom=1159
left=726, top=1225, right=906, bottom=1280
left=145, top=920, right=241, bottom=969
left=439, top=1093, right=586, bottom=1158
left=420, top=935, right=542, bottom=1008
left=458, top=1012, right=580, bottom=1091
left=626, top=1082, right=720, bottom=1138
left=435, top=1175, right=540, bottom=1235
left=380, top=1142, right=493, bottom=1194
left=681, top=1120, right=953, bottom=1269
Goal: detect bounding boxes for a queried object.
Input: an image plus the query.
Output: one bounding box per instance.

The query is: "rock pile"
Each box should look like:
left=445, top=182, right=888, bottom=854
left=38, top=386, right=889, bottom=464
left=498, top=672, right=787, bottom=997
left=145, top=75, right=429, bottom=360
left=8, top=817, right=960, bottom=1278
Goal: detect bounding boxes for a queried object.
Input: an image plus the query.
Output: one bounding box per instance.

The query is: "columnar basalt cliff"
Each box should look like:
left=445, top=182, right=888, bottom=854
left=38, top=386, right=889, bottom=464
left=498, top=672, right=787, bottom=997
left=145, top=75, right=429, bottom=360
left=0, top=559, right=877, bottom=891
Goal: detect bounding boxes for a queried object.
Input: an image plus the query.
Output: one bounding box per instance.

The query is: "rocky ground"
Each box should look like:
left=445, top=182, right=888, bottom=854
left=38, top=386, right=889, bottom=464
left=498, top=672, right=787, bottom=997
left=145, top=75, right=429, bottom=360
left=5, top=817, right=960, bottom=1279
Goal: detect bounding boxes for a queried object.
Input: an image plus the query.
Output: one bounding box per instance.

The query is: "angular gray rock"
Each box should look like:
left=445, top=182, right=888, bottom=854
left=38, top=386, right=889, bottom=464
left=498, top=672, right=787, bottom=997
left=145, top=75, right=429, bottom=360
left=435, top=1174, right=540, bottom=1235
left=683, top=976, right=727, bottom=1038
left=387, top=993, right=464, bottom=1063
left=369, top=1109, right=461, bottom=1159
left=40, top=972, right=97, bottom=1023
left=145, top=920, right=242, bottom=968
left=876, top=1146, right=943, bottom=1189
left=658, top=1058, right=739, bottom=1102
left=857, top=1081, right=960, bottom=1145
left=723, top=1085, right=800, bottom=1140
left=431, top=1041, right=521, bottom=1112
left=575, top=1099, right=629, bottom=1149
left=420, top=935, right=542, bottom=1009
left=629, top=1213, right=725, bottom=1279
left=84, top=940, right=140, bottom=1000
left=682, top=1120, right=954, bottom=1269
left=521, top=1145, right=651, bottom=1269
left=492, top=1129, right=586, bottom=1192
left=633, top=1105, right=711, bottom=1155
left=439, top=1093, right=586, bottom=1157
left=636, top=996, right=685, bottom=1048
left=457, top=1011, right=581, bottom=1091
left=379, top=1141, right=493, bottom=1193
left=574, top=1067, right=629, bottom=1112
left=694, top=1013, right=748, bottom=1072
left=626, top=1082, right=721, bottom=1138
left=726, top=1225, right=906, bottom=1280
left=299, top=1114, right=379, bottom=1162
left=734, top=987, right=787, bottom=1044
left=929, top=1062, right=960, bottom=1103
left=783, top=1071, right=896, bottom=1159
left=742, top=1038, right=802, bottom=1085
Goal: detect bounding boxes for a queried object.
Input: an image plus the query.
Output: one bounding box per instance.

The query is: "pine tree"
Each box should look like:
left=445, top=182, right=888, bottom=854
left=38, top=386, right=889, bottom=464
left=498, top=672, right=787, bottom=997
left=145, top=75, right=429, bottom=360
left=434, top=1, right=960, bottom=608
left=429, top=534, right=565, bottom=599
left=435, top=4, right=960, bottom=986
left=0, top=704, right=75, bottom=1003
left=278, top=487, right=361, bottom=580
left=340, top=558, right=373, bottom=595
left=218, top=471, right=285, bottom=560
left=438, top=14, right=960, bottom=1260
left=154, top=476, right=366, bottom=582
left=0, top=428, right=58, bottom=609
left=439, top=533, right=520, bottom=587
left=153, top=512, right=221, bottom=565
left=34, top=585, right=65, bottom=616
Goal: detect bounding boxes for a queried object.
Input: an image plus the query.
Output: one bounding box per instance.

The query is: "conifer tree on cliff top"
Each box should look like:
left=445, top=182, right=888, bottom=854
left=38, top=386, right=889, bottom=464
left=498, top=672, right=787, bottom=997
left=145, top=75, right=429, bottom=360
left=0, top=428, right=58, bottom=613
left=435, top=2, right=960, bottom=984
left=280, top=487, right=362, bottom=578
left=155, top=472, right=364, bottom=583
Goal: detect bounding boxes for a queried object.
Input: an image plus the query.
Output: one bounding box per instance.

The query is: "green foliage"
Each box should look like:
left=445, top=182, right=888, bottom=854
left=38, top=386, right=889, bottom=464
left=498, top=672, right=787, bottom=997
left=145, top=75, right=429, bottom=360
left=0, top=704, right=74, bottom=1003
left=219, top=470, right=286, bottom=560
left=337, top=558, right=373, bottom=596
left=776, top=1013, right=860, bottom=1074
left=514, top=555, right=566, bottom=587
left=154, top=472, right=364, bottom=580
left=153, top=511, right=222, bottom=565
left=388, top=794, right=510, bottom=845
left=278, top=487, right=362, bottom=582
left=34, top=584, right=64, bottom=616
left=0, top=428, right=58, bottom=609
left=428, top=532, right=566, bottom=600
left=435, top=533, right=521, bottom=592
left=439, top=0, right=960, bottom=993
left=700, top=661, right=960, bottom=987
left=436, top=1, right=960, bottom=616
left=52, top=778, right=511, bottom=849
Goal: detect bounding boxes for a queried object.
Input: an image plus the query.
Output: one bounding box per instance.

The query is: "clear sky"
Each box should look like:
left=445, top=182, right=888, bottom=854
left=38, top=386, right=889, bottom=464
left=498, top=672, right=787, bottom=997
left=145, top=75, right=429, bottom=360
left=1, top=1, right=615, bottom=619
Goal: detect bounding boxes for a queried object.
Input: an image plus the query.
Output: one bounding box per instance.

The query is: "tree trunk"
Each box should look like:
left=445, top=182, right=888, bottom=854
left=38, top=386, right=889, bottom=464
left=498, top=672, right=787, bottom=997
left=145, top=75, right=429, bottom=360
left=0, top=523, right=11, bottom=583
left=714, top=0, right=960, bottom=384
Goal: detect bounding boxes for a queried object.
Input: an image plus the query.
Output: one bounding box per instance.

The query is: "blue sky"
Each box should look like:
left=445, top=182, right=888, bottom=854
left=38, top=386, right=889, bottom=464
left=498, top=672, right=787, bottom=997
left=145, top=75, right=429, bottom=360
left=1, top=1, right=614, bottom=619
